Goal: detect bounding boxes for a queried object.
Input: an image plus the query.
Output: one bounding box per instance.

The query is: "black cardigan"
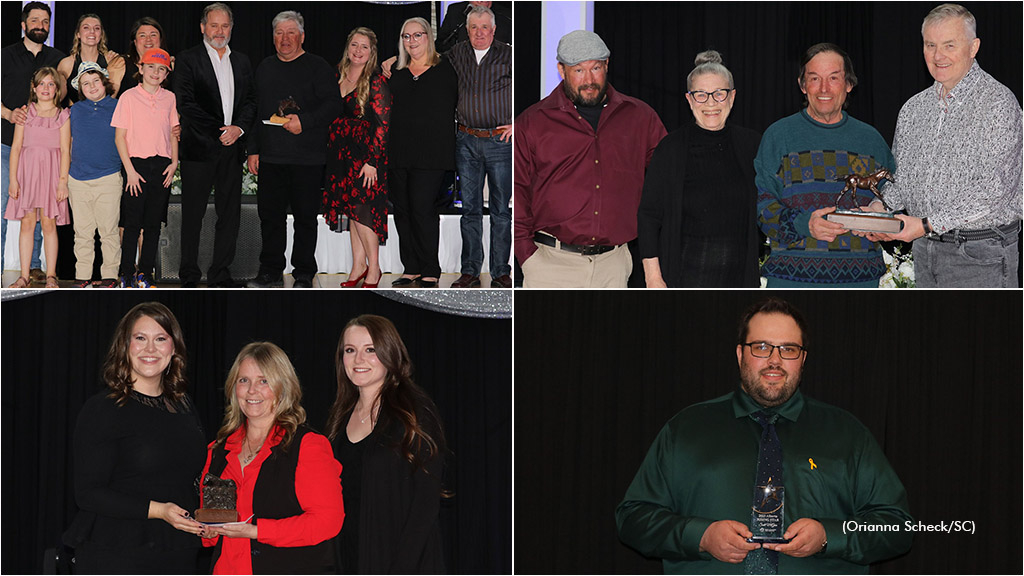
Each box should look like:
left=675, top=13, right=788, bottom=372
left=333, top=406, right=446, bottom=574
left=637, top=121, right=763, bottom=287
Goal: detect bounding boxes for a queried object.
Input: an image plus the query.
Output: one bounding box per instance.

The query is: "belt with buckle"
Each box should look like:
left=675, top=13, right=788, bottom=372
left=930, top=221, right=1021, bottom=244
left=458, top=124, right=504, bottom=138
left=534, top=232, right=618, bottom=255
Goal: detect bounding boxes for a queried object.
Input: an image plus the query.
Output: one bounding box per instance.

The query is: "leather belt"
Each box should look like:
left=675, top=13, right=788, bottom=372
left=534, top=232, right=618, bottom=256
left=458, top=124, right=504, bottom=138
left=929, top=221, right=1021, bottom=244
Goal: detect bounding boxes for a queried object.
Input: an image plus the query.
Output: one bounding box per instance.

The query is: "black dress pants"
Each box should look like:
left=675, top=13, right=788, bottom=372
left=255, top=161, right=323, bottom=280
left=120, top=156, right=171, bottom=277
left=390, top=167, right=444, bottom=278
left=178, top=147, right=242, bottom=284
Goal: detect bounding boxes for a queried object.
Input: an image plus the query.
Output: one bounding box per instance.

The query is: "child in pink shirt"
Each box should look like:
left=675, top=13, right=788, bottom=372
left=111, top=47, right=178, bottom=288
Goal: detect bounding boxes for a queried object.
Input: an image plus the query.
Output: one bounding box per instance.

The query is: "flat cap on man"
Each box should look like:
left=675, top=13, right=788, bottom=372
left=556, top=30, right=611, bottom=66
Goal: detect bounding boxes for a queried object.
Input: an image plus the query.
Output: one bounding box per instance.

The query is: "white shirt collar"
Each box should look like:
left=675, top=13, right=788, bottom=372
left=203, top=39, right=232, bottom=61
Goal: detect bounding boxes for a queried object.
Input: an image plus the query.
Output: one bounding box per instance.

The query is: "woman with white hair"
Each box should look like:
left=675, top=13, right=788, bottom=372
left=638, top=50, right=763, bottom=287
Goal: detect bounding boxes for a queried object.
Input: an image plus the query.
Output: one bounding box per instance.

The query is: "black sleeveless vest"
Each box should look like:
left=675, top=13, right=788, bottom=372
left=209, top=425, right=336, bottom=574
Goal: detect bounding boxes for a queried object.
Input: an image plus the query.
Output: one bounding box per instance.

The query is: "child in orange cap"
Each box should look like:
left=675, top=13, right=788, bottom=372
left=111, top=47, right=178, bottom=287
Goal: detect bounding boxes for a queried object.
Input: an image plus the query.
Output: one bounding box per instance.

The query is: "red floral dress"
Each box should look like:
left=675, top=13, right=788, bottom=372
left=324, top=72, right=391, bottom=244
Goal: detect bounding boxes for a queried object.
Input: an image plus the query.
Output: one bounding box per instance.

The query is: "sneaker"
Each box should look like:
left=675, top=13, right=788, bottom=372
left=133, top=272, right=155, bottom=288
left=247, top=273, right=284, bottom=288
left=118, top=275, right=131, bottom=288
left=94, top=278, right=120, bottom=288
left=72, top=279, right=93, bottom=288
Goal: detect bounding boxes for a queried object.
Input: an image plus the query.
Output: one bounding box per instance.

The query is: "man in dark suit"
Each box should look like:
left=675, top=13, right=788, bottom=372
left=173, top=2, right=257, bottom=287
left=436, top=1, right=512, bottom=53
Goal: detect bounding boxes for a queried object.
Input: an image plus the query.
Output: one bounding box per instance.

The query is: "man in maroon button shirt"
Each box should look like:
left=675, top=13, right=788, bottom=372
left=514, top=30, right=666, bottom=287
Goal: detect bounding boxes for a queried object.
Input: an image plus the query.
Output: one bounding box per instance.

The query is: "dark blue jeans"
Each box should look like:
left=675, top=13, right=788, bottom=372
left=455, top=130, right=512, bottom=278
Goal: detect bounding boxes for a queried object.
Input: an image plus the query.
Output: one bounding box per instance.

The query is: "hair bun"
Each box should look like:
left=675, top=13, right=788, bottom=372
left=694, top=50, right=723, bottom=66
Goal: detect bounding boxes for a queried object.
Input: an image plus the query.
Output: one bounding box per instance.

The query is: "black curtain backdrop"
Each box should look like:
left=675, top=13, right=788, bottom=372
left=2, top=1, right=439, bottom=73
left=513, top=1, right=1023, bottom=144
left=514, top=290, right=1023, bottom=575
left=1, top=291, right=511, bottom=575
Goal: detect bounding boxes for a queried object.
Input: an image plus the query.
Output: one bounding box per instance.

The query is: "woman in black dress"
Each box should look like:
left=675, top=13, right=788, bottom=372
left=386, top=17, right=458, bottom=288
left=325, top=315, right=447, bottom=573
left=325, top=27, right=391, bottom=289
left=638, top=50, right=763, bottom=287
left=65, top=302, right=206, bottom=574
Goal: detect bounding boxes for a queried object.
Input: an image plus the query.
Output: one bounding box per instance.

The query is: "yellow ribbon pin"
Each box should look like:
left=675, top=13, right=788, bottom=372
left=809, top=458, right=817, bottom=470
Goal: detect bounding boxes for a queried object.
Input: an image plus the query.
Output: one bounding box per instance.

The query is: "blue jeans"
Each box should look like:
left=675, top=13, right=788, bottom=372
left=2, top=143, right=42, bottom=271
left=455, top=130, right=512, bottom=278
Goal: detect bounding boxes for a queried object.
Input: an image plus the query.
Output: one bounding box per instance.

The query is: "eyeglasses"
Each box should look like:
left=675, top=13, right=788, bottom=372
left=401, top=32, right=428, bottom=42
left=687, top=88, right=734, bottom=103
left=743, top=342, right=806, bottom=360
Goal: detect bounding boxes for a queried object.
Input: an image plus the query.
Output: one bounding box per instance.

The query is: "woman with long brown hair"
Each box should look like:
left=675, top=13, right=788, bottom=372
left=325, top=27, right=392, bottom=288
left=198, top=342, right=343, bottom=574
left=65, top=302, right=206, bottom=573
left=56, top=14, right=126, bottom=103
left=325, top=314, right=447, bottom=573
left=117, top=16, right=173, bottom=97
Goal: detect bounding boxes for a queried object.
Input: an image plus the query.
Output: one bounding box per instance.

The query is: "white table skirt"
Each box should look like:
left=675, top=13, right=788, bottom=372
left=3, top=214, right=507, bottom=275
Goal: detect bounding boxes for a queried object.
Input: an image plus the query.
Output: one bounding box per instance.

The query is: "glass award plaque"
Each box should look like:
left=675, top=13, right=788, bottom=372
left=746, top=479, right=790, bottom=544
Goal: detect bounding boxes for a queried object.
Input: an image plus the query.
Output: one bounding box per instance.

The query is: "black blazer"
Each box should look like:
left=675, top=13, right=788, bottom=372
left=173, top=42, right=257, bottom=162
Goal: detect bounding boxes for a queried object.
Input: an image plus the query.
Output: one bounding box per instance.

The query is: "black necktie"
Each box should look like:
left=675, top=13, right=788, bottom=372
left=746, top=411, right=782, bottom=575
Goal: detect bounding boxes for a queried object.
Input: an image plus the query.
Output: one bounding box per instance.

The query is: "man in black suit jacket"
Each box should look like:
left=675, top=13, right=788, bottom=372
left=436, top=1, right=512, bottom=53
left=173, top=2, right=257, bottom=287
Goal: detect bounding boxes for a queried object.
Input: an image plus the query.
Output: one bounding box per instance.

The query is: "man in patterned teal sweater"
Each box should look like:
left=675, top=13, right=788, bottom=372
left=755, top=43, right=894, bottom=287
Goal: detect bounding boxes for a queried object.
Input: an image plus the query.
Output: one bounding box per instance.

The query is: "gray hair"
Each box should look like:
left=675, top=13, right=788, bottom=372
left=272, top=10, right=304, bottom=35
left=467, top=5, right=496, bottom=28
left=922, top=3, right=976, bottom=40
left=201, top=3, right=233, bottom=25
left=686, top=50, right=734, bottom=91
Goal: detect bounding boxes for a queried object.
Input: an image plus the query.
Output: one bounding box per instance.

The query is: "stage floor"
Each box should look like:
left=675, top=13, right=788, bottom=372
left=1, top=271, right=507, bottom=289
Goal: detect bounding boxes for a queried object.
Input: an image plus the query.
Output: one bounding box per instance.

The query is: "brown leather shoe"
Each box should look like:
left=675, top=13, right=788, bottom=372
left=450, top=273, right=481, bottom=288
left=490, top=274, right=513, bottom=288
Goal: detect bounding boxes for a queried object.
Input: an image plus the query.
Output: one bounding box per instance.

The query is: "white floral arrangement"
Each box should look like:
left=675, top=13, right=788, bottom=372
left=879, top=245, right=915, bottom=288
left=171, top=162, right=258, bottom=196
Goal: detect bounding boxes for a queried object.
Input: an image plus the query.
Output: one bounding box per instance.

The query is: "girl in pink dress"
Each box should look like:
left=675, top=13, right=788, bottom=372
left=5, top=67, right=71, bottom=288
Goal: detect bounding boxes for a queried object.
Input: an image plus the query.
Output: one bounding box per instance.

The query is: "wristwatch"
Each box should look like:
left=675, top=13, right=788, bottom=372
left=921, top=217, right=938, bottom=239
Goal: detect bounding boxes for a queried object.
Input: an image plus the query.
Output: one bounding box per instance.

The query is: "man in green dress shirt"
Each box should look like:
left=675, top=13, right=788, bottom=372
left=616, top=298, right=912, bottom=574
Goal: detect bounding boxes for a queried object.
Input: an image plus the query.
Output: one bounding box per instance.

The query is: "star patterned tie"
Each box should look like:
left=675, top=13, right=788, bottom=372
left=746, top=410, right=782, bottom=575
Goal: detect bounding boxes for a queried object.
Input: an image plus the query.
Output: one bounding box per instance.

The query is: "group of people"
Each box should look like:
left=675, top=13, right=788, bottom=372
left=3, top=1, right=513, bottom=289
left=514, top=3, right=1023, bottom=288
left=65, top=302, right=447, bottom=574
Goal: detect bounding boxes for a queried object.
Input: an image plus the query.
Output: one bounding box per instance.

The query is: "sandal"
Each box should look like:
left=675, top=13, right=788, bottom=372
left=8, top=276, right=30, bottom=289
left=45, top=275, right=60, bottom=289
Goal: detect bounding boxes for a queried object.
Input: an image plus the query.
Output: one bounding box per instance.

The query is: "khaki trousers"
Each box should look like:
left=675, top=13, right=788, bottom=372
left=522, top=241, right=632, bottom=288
left=68, top=172, right=122, bottom=280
